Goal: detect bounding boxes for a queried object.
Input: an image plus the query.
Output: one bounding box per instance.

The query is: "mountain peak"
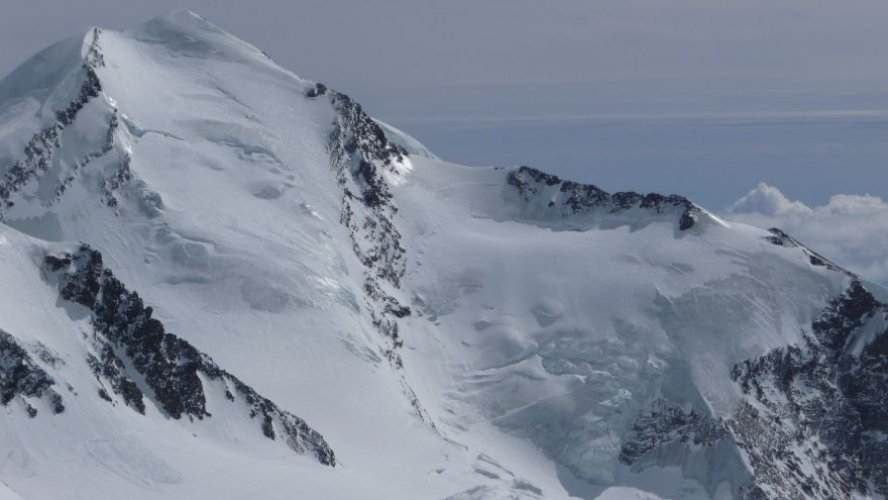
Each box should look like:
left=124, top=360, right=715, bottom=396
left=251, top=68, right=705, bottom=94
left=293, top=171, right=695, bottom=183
left=0, top=11, right=260, bottom=119
left=1, top=12, right=884, bottom=500
left=152, top=8, right=210, bottom=23
left=123, top=9, right=273, bottom=66
left=133, top=9, right=228, bottom=40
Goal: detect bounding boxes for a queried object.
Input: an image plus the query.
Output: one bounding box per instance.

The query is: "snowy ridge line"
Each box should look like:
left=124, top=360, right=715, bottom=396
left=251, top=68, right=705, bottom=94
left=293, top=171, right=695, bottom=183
left=311, top=82, right=436, bottom=427
left=764, top=227, right=852, bottom=276
left=373, top=119, right=439, bottom=160
left=83, top=27, right=105, bottom=68
left=727, top=280, right=888, bottom=499
left=505, top=165, right=703, bottom=231
left=313, top=81, right=410, bottom=361
left=0, top=63, right=101, bottom=214
left=0, top=27, right=133, bottom=218
left=42, top=244, right=336, bottom=466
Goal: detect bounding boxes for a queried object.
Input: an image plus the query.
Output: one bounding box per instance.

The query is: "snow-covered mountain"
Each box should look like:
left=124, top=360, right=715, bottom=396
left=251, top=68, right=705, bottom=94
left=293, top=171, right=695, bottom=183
left=0, top=10, right=886, bottom=500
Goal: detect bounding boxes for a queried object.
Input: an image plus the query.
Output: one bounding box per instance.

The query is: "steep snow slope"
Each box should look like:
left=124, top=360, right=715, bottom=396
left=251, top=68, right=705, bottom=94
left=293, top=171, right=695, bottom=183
left=0, top=11, right=563, bottom=499
left=0, top=10, right=887, bottom=500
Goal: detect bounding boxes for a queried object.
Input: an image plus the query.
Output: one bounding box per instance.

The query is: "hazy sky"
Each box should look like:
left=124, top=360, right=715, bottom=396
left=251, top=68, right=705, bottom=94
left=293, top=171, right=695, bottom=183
left=2, top=2, right=888, bottom=282
left=5, top=1, right=888, bottom=108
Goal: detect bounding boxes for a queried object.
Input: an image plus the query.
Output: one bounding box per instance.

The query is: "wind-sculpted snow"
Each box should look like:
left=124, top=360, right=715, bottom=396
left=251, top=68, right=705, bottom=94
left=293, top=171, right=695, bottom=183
left=44, top=244, right=336, bottom=466
left=505, top=166, right=702, bottom=231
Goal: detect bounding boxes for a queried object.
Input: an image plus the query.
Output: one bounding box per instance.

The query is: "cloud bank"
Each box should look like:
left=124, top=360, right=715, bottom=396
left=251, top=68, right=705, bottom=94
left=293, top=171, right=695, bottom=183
left=726, top=183, right=888, bottom=285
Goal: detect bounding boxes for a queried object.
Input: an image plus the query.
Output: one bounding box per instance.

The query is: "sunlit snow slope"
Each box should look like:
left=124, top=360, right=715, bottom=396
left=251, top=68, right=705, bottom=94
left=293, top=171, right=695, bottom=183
left=0, top=10, right=887, bottom=500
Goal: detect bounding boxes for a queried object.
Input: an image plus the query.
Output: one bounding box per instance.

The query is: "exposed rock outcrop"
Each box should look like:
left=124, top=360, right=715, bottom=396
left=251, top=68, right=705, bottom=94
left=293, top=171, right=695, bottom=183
left=506, top=166, right=701, bottom=231
left=44, top=245, right=336, bottom=466
left=620, top=398, right=726, bottom=465
left=0, top=330, right=64, bottom=417
left=729, top=280, right=888, bottom=498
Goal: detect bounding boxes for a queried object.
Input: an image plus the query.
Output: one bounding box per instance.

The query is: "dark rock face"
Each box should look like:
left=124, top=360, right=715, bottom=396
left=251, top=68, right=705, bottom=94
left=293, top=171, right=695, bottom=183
left=317, top=84, right=435, bottom=427
left=619, top=398, right=726, bottom=465
left=44, top=245, right=335, bottom=466
left=506, top=166, right=701, bottom=231
left=83, top=27, right=105, bottom=68
left=87, top=347, right=145, bottom=414
left=618, top=274, right=888, bottom=498
left=321, top=86, right=410, bottom=363
left=0, top=330, right=64, bottom=416
left=729, top=280, right=888, bottom=498
left=304, top=82, right=327, bottom=99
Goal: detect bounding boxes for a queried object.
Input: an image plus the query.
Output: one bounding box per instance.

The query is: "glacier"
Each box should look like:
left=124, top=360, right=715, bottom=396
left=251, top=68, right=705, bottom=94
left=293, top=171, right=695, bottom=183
left=0, top=10, right=885, bottom=500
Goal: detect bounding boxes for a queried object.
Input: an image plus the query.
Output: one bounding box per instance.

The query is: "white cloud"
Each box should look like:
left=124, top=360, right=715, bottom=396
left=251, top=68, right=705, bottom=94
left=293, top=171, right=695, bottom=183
left=725, top=184, right=888, bottom=285
left=820, top=193, right=887, bottom=216
left=728, top=182, right=812, bottom=216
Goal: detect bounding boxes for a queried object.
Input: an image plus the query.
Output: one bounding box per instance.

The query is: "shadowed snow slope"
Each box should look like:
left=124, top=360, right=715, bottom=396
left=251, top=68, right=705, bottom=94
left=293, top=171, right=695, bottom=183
left=0, top=10, right=886, bottom=500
